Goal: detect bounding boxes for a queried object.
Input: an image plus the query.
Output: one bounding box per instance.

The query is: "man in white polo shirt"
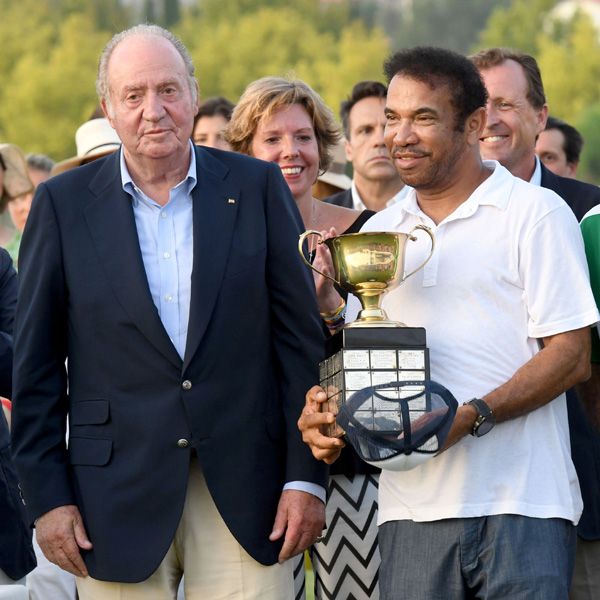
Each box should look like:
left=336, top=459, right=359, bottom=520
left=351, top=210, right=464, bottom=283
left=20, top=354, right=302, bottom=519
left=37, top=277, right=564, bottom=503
left=299, top=46, right=598, bottom=600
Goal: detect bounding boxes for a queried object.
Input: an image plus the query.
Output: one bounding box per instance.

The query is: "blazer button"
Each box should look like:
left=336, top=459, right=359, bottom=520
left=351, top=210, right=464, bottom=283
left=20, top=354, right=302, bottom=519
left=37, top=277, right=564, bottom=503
left=177, top=439, right=189, bottom=448
left=182, top=380, right=192, bottom=390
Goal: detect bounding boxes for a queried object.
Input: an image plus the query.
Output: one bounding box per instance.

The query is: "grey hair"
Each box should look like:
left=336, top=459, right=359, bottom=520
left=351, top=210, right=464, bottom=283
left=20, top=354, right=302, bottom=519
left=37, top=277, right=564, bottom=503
left=26, top=153, right=55, bottom=173
left=96, top=24, right=198, bottom=111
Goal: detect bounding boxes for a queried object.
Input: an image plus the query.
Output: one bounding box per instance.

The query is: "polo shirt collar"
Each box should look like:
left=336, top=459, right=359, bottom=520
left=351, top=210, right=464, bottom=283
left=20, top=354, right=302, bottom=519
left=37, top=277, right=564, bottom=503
left=389, top=160, right=513, bottom=228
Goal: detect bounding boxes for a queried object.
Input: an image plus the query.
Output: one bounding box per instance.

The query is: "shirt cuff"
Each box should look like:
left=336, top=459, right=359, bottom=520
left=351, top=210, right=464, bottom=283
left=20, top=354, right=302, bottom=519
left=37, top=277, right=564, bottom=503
left=284, top=481, right=326, bottom=503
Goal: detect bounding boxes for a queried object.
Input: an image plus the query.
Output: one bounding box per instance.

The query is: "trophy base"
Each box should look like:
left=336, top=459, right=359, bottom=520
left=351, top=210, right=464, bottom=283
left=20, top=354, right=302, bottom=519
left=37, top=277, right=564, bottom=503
left=319, top=327, right=430, bottom=437
left=326, top=326, right=427, bottom=352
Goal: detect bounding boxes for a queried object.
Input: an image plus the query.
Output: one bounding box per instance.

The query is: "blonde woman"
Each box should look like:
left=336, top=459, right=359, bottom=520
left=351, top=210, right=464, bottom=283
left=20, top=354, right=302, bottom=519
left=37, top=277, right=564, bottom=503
left=228, top=77, right=379, bottom=600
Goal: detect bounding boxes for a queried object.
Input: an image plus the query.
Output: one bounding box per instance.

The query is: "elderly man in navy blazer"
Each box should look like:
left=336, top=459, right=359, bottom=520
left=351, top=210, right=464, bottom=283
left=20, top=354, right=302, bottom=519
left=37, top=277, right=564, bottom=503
left=11, top=24, right=326, bottom=599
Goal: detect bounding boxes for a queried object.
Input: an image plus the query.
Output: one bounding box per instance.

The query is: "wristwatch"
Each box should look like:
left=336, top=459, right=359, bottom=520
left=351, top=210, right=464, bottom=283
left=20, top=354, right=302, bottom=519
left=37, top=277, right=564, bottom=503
left=466, top=398, right=495, bottom=437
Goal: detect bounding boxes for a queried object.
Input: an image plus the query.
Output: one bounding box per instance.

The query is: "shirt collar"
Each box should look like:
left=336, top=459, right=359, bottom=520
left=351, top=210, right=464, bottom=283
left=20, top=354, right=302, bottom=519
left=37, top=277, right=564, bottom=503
left=350, top=180, right=367, bottom=211
left=388, top=160, right=513, bottom=228
left=529, top=155, right=542, bottom=186
left=120, top=140, right=198, bottom=206
left=351, top=179, right=405, bottom=210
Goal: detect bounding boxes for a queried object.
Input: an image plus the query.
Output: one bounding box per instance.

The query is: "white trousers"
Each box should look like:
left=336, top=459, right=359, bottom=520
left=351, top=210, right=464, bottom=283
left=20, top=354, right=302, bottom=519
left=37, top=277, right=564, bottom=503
left=77, top=458, right=294, bottom=600
left=0, top=570, right=28, bottom=600
left=0, top=571, right=24, bottom=586
left=26, top=531, right=77, bottom=600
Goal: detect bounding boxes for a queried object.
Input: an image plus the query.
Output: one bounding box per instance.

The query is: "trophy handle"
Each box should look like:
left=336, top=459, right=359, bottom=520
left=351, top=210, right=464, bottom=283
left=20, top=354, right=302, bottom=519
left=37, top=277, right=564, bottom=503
left=298, top=230, right=340, bottom=285
left=403, top=224, right=435, bottom=281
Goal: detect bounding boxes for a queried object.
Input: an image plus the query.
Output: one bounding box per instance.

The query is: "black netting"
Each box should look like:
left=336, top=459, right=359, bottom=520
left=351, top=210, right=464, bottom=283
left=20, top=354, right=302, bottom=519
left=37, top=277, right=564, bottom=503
left=337, top=380, right=458, bottom=467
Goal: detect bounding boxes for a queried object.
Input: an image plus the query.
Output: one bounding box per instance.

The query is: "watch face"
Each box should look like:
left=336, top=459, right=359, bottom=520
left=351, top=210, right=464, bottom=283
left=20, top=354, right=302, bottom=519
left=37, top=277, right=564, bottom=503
left=474, top=419, right=494, bottom=437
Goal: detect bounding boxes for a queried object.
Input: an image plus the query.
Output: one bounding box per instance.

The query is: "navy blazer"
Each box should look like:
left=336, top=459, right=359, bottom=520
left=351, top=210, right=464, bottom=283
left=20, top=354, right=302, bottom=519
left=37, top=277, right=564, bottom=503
left=0, top=247, right=36, bottom=580
left=0, top=248, right=16, bottom=398
left=11, top=146, right=326, bottom=582
left=540, top=163, right=600, bottom=540
left=324, top=188, right=353, bottom=209
left=540, top=163, right=600, bottom=222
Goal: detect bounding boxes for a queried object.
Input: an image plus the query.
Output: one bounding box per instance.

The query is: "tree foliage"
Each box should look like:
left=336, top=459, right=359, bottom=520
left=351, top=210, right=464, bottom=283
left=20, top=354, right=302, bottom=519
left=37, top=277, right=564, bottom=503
left=537, top=13, right=600, bottom=124
left=7, top=0, right=600, bottom=182
left=1, top=14, right=108, bottom=159
left=177, top=6, right=388, bottom=113
left=0, top=0, right=56, bottom=80
left=577, top=103, right=600, bottom=184
left=0, top=0, right=390, bottom=162
left=476, top=0, right=558, bottom=55
left=387, top=0, right=511, bottom=54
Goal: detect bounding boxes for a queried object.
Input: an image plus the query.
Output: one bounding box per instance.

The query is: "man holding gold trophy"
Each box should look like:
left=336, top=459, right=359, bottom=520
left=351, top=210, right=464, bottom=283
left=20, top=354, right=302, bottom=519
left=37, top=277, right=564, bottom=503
left=299, top=47, right=599, bottom=599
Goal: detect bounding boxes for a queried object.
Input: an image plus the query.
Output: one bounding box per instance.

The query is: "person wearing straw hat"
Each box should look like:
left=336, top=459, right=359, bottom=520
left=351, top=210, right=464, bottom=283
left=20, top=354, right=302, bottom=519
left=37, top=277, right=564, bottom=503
left=0, top=144, right=33, bottom=260
left=0, top=145, right=33, bottom=208
left=3, top=154, right=54, bottom=267
left=51, top=118, right=121, bottom=176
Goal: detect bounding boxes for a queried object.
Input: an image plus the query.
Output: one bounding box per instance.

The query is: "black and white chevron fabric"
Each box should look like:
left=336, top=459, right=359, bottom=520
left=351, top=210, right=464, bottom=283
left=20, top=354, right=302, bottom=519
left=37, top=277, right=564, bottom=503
left=293, top=553, right=307, bottom=600
left=311, top=474, right=380, bottom=599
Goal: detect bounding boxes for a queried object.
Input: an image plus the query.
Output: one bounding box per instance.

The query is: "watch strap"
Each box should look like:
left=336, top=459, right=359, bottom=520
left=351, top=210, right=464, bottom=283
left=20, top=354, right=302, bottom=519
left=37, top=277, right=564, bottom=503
left=466, top=398, right=494, bottom=436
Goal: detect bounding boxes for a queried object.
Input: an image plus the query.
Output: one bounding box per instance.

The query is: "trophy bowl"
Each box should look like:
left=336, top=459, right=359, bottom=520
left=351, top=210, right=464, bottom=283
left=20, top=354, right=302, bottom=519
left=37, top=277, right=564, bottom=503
left=299, top=225, right=434, bottom=327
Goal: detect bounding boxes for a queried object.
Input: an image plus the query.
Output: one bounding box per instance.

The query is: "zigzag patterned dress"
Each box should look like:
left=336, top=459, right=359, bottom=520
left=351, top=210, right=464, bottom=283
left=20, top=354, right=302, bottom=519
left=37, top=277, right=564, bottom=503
left=294, top=210, right=381, bottom=600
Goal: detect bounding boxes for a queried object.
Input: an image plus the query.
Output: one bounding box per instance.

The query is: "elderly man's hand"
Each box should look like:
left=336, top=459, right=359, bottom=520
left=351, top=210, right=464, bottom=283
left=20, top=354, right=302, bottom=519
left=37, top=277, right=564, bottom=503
left=35, top=504, right=93, bottom=577
left=298, top=385, right=345, bottom=464
left=269, top=490, right=325, bottom=562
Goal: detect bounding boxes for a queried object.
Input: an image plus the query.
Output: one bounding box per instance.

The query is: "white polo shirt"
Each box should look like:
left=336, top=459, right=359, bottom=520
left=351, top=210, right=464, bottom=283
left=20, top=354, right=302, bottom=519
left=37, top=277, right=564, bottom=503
left=348, top=161, right=599, bottom=525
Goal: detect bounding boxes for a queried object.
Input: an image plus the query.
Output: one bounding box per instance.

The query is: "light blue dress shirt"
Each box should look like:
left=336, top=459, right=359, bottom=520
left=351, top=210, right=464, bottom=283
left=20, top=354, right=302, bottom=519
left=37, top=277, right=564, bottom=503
left=121, top=148, right=196, bottom=359
left=119, top=144, right=324, bottom=503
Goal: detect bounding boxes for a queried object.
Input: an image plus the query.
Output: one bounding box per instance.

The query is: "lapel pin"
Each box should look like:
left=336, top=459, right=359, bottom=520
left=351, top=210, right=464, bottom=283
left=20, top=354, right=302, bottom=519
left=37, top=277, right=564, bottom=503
left=227, top=198, right=236, bottom=205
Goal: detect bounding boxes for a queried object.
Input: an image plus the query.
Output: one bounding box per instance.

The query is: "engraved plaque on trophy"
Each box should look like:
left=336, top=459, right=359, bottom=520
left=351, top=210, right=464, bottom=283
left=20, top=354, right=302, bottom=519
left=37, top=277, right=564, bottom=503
left=299, top=227, right=435, bottom=436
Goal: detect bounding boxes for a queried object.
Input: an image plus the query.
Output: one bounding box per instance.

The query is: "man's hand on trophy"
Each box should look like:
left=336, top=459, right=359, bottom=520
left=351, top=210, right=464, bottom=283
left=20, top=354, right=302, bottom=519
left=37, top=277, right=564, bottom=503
left=313, top=227, right=342, bottom=313
left=298, top=385, right=345, bottom=464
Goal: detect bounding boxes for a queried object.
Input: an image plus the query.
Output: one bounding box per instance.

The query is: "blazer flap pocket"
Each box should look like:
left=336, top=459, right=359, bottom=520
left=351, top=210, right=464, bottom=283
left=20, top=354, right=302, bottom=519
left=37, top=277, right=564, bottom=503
left=69, top=437, right=112, bottom=466
left=70, top=400, right=109, bottom=425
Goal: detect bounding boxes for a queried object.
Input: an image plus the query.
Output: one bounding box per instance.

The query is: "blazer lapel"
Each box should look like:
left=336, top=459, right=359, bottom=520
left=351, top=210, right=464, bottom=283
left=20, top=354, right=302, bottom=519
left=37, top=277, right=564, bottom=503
left=183, top=147, right=239, bottom=370
left=83, top=153, right=182, bottom=369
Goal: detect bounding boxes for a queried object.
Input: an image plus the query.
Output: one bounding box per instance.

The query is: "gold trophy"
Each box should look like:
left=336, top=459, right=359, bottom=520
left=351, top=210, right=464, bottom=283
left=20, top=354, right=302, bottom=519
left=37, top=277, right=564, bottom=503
left=298, top=226, right=435, bottom=436
left=298, top=225, right=434, bottom=327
